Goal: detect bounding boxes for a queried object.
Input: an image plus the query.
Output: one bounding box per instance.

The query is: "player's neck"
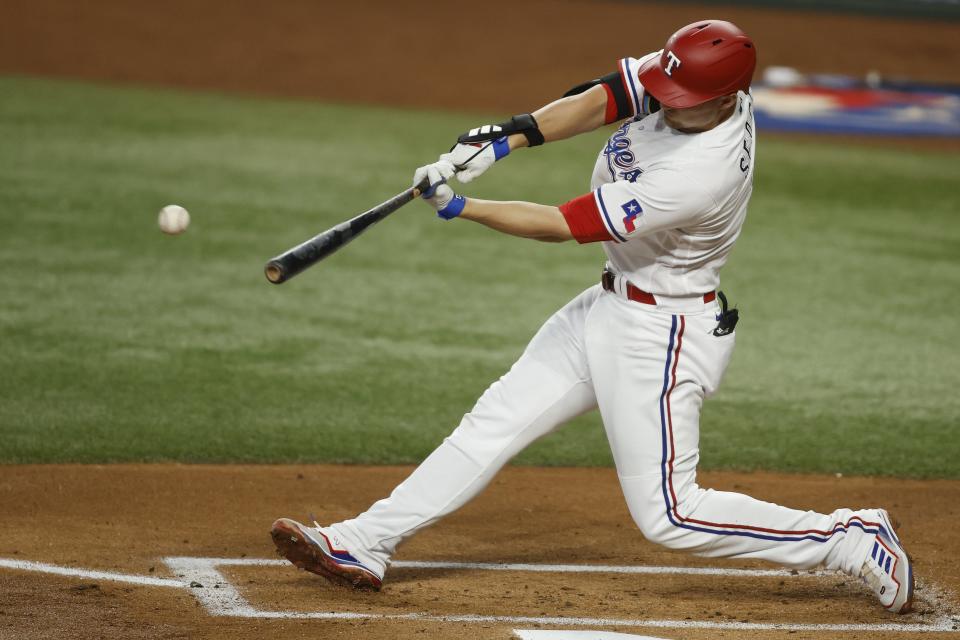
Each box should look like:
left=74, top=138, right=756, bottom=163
left=669, top=102, right=737, bottom=134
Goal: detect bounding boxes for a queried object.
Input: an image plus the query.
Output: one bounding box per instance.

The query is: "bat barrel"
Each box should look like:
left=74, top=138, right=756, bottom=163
left=264, top=221, right=349, bottom=284
left=264, top=261, right=286, bottom=284
left=264, top=180, right=429, bottom=285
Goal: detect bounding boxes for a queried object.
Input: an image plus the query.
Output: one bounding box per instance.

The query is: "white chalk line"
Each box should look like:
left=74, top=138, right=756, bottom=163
left=198, top=556, right=807, bottom=578
left=163, top=556, right=959, bottom=633
left=0, top=558, right=186, bottom=588
left=513, top=632, right=670, bottom=640
left=395, top=560, right=801, bottom=577
left=1, top=556, right=955, bottom=632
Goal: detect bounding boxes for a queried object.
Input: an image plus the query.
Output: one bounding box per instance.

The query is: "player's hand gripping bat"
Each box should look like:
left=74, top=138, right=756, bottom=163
left=264, top=178, right=431, bottom=284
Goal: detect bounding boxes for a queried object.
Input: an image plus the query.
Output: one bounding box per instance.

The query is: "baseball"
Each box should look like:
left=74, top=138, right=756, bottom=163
left=158, top=204, right=190, bottom=235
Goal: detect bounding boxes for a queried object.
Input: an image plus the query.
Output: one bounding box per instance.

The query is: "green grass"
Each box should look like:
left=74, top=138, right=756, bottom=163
left=1, top=76, right=958, bottom=476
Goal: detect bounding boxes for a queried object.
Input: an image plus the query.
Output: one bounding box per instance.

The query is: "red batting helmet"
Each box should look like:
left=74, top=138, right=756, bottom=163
left=638, top=20, right=756, bottom=108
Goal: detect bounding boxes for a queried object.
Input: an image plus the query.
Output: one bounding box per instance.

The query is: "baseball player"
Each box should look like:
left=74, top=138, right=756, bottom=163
left=273, top=20, right=914, bottom=614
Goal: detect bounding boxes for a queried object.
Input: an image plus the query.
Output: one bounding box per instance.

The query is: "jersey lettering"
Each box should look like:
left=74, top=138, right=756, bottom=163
left=604, top=122, right=637, bottom=172
left=604, top=123, right=650, bottom=183
left=739, top=108, right=754, bottom=173
left=664, top=51, right=682, bottom=76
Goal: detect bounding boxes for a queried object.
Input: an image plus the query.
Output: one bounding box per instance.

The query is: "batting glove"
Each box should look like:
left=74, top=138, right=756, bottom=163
left=420, top=164, right=466, bottom=220
left=413, top=158, right=456, bottom=193
left=441, top=135, right=510, bottom=183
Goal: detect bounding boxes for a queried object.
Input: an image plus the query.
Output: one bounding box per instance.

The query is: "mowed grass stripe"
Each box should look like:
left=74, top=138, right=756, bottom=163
left=1, top=76, right=958, bottom=476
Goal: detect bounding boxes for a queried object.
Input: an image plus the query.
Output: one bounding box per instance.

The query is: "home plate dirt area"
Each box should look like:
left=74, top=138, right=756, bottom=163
left=0, top=465, right=958, bottom=639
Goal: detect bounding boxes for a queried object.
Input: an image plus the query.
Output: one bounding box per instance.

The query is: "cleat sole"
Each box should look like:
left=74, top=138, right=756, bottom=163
left=270, top=518, right=382, bottom=591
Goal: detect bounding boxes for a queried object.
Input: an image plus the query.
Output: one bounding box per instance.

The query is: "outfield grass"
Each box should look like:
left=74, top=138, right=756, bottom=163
left=1, top=76, right=958, bottom=477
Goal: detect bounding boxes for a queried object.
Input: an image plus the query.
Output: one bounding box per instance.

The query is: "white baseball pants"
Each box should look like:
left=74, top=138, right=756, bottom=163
left=332, top=284, right=880, bottom=578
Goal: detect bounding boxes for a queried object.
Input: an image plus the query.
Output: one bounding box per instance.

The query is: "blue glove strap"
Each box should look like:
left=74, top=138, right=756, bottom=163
left=437, top=194, right=466, bottom=220
left=492, top=136, right=510, bottom=161
left=421, top=182, right=439, bottom=198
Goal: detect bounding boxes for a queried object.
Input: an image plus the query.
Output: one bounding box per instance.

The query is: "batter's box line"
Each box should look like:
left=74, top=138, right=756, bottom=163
left=161, top=556, right=959, bottom=633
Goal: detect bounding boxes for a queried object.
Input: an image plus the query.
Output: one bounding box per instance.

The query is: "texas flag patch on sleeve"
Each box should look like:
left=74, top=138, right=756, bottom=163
left=620, top=199, right=644, bottom=232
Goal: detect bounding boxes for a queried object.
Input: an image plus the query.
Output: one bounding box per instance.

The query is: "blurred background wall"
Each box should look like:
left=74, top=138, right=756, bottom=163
left=2, top=0, right=959, bottom=114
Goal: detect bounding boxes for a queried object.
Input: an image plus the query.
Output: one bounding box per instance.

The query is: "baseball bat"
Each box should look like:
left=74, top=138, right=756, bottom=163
left=264, top=178, right=430, bottom=284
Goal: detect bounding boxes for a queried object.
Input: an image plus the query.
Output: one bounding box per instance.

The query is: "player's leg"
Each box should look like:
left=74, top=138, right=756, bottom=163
left=274, top=286, right=602, bottom=585
left=585, top=295, right=912, bottom=612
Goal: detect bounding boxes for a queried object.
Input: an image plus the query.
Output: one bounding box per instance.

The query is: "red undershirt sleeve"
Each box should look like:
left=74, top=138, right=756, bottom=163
left=559, top=192, right=613, bottom=244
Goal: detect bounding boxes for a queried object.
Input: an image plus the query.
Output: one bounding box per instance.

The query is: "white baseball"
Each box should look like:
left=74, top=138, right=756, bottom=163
left=158, top=204, right=190, bottom=235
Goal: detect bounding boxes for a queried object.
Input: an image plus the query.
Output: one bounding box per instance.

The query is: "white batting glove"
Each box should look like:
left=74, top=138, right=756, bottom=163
left=412, top=159, right=456, bottom=192
left=440, top=135, right=510, bottom=184
left=419, top=164, right=466, bottom=220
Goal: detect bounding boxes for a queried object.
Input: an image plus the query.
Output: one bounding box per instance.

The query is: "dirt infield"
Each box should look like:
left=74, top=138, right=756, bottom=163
left=0, top=465, right=958, bottom=639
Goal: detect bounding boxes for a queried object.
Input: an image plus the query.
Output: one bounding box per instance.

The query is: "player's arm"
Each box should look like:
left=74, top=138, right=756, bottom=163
left=504, top=84, right=609, bottom=151
left=419, top=165, right=717, bottom=245
left=506, top=54, right=662, bottom=150
left=419, top=169, right=572, bottom=242
left=460, top=199, right=572, bottom=243
left=473, top=53, right=663, bottom=152
left=414, top=54, right=661, bottom=187
left=413, top=88, right=609, bottom=188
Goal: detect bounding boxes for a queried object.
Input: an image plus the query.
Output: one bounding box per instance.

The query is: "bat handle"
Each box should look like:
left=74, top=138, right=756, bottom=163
left=412, top=177, right=431, bottom=198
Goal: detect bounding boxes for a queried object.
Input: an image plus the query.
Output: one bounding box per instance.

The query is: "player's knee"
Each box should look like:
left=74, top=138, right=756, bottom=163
left=634, top=514, right=680, bottom=547
left=623, top=500, right=678, bottom=547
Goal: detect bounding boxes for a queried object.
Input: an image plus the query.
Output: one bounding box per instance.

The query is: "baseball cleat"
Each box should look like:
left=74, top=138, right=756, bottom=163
left=271, top=518, right=383, bottom=591
left=860, top=509, right=914, bottom=614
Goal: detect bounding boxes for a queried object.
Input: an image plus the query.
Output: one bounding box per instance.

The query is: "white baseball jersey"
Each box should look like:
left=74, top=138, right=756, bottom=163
left=562, top=62, right=756, bottom=297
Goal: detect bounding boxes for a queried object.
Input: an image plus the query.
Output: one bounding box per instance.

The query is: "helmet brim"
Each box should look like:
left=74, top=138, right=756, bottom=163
left=637, top=54, right=719, bottom=109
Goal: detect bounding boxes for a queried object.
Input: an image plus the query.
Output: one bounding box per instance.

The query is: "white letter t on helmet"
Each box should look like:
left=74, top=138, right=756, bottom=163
left=664, top=51, right=682, bottom=76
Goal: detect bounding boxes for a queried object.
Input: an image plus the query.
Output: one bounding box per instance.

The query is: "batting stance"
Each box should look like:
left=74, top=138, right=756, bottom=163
left=272, top=20, right=913, bottom=614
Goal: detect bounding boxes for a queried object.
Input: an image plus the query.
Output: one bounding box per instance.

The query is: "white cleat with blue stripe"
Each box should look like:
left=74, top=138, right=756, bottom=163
left=271, top=518, right=384, bottom=591
left=860, top=509, right=914, bottom=614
